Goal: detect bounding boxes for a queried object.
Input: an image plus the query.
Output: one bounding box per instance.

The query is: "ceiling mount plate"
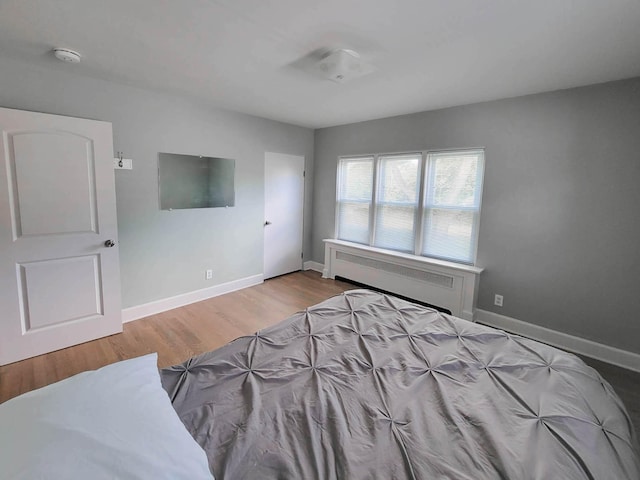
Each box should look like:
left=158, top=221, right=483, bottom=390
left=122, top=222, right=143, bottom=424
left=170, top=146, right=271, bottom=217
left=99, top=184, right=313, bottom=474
left=53, top=48, right=81, bottom=63
left=316, top=49, right=375, bottom=84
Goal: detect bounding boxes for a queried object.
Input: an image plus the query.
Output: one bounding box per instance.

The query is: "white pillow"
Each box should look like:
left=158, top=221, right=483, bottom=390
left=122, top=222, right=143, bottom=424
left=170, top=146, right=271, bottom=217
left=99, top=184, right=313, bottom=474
left=0, top=353, right=214, bottom=479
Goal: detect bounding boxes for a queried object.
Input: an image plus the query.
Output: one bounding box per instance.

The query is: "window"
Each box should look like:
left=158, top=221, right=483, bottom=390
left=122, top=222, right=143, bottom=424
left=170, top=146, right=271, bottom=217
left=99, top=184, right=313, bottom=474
left=336, top=156, right=374, bottom=244
left=336, top=149, right=484, bottom=264
left=422, top=150, right=484, bottom=263
left=373, top=153, right=421, bottom=252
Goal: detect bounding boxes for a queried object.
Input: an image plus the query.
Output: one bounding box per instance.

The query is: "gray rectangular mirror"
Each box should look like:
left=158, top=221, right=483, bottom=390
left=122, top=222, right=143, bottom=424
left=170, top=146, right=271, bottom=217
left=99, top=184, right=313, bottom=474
left=159, top=152, right=235, bottom=210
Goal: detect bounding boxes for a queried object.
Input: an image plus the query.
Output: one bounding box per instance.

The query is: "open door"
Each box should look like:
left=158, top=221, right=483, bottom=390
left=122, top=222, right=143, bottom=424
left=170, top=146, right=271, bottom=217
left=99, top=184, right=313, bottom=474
left=0, top=107, right=122, bottom=365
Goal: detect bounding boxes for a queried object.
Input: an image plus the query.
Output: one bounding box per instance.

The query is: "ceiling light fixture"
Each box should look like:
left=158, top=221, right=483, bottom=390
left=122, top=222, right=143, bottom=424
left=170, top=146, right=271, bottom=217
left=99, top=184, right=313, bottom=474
left=316, top=49, right=374, bottom=84
left=53, top=48, right=82, bottom=64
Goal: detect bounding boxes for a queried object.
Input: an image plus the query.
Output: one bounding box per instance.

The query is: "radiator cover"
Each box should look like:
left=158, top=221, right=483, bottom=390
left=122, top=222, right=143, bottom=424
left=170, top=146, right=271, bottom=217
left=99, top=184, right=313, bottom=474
left=323, top=239, right=483, bottom=321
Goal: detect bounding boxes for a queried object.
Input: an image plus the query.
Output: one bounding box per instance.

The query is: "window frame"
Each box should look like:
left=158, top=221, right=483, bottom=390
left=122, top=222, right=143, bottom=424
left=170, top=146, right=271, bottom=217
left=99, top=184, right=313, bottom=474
left=335, top=147, right=485, bottom=265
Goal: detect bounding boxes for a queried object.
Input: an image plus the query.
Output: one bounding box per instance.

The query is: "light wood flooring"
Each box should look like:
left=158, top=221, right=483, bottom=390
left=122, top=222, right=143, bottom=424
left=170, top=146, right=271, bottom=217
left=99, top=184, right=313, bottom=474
left=1, top=270, right=638, bottom=440
left=0, top=271, right=352, bottom=403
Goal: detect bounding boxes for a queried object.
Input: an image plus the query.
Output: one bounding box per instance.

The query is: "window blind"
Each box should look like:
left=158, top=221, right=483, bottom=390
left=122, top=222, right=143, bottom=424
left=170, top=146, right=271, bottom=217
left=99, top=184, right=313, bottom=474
left=422, top=149, right=484, bottom=263
left=335, top=148, right=484, bottom=264
left=373, top=153, right=421, bottom=252
left=336, top=156, right=374, bottom=244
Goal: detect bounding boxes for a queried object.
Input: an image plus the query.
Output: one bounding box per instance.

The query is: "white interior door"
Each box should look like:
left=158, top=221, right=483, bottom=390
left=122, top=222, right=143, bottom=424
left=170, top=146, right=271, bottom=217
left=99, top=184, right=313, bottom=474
left=0, top=107, right=122, bottom=366
left=264, top=152, right=304, bottom=279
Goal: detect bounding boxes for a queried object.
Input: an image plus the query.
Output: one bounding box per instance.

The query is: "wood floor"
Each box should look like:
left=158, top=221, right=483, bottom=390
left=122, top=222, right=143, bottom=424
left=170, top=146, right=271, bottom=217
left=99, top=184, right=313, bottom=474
left=1, top=270, right=639, bottom=441
left=0, top=271, right=353, bottom=403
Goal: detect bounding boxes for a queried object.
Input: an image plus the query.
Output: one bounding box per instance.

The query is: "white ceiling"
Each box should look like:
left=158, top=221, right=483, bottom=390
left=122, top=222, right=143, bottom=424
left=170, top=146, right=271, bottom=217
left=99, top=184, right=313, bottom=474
left=1, top=0, right=640, bottom=128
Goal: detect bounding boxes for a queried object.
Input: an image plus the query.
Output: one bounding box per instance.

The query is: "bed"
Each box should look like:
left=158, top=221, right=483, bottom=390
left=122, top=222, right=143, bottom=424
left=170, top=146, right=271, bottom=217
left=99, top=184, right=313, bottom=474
left=161, top=289, right=640, bottom=479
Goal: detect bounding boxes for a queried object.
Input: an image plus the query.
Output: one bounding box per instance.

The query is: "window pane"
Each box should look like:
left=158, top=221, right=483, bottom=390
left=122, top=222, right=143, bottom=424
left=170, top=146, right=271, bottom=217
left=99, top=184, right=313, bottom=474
left=337, top=157, right=373, bottom=243
left=422, top=209, right=475, bottom=263
left=337, top=201, right=370, bottom=244
left=338, top=158, right=373, bottom=201
left=377, top=154, right=419, bottom=203
left=428, top=150, right=483, bottom=207
left=374, top=205, right=416, bottom=251
left=373, top=154, right=420, bottom=252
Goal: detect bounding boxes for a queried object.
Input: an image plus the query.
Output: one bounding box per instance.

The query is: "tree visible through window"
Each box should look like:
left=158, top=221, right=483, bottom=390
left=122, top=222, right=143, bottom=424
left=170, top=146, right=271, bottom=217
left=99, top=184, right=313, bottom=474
left=336, top=149, right=484, bottom=264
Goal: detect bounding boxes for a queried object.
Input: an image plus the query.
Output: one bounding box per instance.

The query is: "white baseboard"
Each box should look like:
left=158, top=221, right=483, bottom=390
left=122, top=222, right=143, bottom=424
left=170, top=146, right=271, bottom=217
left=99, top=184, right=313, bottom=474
left=303, top=261, right=324, bottom=273
left=475, top=309, right=640, bottom=373
left=122, top=274, right=264, bottom=323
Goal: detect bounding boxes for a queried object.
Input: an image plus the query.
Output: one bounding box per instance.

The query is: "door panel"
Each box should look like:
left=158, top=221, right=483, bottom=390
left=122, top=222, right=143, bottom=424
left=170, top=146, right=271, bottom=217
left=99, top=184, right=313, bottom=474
left=18, top=255, right=103, bottom=331
left=11, top=132, right=97, bottom=236
left=264, top=152, right=304, bottom=279
left=0, top=107, right=122, bottom=366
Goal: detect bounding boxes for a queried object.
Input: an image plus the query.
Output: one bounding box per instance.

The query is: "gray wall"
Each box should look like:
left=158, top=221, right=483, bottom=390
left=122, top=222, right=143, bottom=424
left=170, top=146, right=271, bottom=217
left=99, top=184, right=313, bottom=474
left=313, top=77, right=640, bottom=354
left=0, top=56, right=314, bottom=308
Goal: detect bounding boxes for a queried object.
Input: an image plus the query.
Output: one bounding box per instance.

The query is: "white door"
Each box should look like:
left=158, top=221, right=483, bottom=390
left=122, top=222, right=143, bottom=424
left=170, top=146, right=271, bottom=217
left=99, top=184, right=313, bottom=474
left=0, top=107, right=122, bottom=366
left=264, top=152, right=304, bottom=279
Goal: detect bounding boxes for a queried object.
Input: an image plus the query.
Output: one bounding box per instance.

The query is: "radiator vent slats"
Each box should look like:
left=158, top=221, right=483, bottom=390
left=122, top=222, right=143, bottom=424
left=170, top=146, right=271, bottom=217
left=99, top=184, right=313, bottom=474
left=336, top=251, right=454, bottom=288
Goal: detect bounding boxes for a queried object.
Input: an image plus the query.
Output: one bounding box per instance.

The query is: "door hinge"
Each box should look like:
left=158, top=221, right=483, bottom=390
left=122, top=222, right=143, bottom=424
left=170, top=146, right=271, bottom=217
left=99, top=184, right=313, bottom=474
left=301, top=252, right=304, bottom=259
left=303, top=170, right=306, bottom=177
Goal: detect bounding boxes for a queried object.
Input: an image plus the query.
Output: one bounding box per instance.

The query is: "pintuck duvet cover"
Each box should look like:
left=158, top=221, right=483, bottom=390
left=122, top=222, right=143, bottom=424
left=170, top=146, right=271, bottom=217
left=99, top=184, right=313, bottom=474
left=161, top=290, right=640, bottom=479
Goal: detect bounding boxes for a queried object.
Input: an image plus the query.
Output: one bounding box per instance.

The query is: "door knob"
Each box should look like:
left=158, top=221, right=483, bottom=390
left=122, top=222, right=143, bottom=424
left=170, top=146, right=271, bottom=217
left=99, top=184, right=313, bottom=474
left=104, top=239, right=116, bottom=248
left=264, top=221, right=272, bottom=226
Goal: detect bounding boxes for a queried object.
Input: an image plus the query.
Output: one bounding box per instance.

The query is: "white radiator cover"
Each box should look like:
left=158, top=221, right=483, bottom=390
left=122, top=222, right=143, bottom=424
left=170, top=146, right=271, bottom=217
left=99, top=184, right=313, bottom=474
left=323, top=239, right=483, bottom=321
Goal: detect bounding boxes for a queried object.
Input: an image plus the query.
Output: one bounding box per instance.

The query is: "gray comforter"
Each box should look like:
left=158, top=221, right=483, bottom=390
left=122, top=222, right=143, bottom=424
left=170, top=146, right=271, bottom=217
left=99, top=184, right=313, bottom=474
left=161, top=290, right=640, bottom=479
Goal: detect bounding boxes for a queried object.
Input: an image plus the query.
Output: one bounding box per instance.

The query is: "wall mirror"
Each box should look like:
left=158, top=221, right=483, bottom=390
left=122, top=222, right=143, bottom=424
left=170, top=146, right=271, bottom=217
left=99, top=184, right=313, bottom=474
left=158, top=152, right=235, bottom=210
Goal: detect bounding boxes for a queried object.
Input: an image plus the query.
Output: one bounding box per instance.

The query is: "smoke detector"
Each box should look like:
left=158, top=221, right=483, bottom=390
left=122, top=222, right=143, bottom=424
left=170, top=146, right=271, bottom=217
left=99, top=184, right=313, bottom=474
left=53, top=48, right=82, bottom=63
left=315, top=49, right=375, bottom=84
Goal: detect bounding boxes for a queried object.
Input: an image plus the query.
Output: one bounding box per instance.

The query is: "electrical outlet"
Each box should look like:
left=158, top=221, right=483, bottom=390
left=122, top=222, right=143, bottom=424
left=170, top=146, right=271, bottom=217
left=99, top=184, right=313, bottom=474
left=205, top=269, right=213, bottom=280
left=494, top=294, right=503, bottom=307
